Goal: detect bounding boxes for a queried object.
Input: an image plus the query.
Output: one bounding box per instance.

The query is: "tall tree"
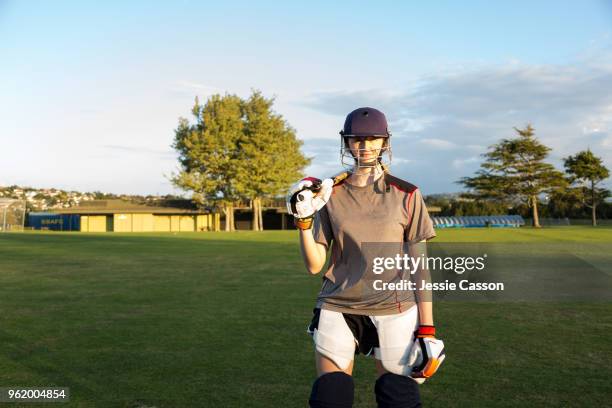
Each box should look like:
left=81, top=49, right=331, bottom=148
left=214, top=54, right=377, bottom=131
left=236, top=91, right=310, bottom=230
left=459, top=124, right=566, bottom=227
left=171, top=94, right=244, bottom=231
left=545, top=187, right=583, bottom=218
left=563, top=149, right=610, bottom=226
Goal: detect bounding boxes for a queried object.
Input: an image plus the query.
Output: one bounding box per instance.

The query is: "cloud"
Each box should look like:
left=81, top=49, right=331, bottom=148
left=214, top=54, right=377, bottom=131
left=418, top=138, right=456, bottom=149
left=301, top=53, right=612, bottom=193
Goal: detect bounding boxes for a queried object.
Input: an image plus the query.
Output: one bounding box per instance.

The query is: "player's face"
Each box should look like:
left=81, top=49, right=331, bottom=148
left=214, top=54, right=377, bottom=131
left=347, top=136, right=385, bottom=163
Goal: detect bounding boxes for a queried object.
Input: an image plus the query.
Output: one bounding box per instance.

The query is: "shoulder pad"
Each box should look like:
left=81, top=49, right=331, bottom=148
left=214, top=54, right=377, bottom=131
left=384, top=173, right=418, bottom=194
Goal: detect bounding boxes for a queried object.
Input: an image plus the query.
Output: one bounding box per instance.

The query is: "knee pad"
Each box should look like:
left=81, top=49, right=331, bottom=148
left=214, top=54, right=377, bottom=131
left=375, top=373, right=421, bottom=408
left=309, top=372, right=354, bottom=408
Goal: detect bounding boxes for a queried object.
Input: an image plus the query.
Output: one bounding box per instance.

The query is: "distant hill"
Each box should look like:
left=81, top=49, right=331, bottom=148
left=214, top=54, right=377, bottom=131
left=0, top=185, right=186, bottom=212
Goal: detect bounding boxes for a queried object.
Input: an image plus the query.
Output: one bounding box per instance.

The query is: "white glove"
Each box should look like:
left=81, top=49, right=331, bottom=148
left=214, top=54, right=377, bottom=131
left=407, top=326, right=446, bottom=384
left=286, top=177, right=333, bottom=219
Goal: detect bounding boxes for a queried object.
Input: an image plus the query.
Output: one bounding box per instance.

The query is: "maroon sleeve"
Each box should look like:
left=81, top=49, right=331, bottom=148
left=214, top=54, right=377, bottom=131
left=405, top=189, right=436, bottom=244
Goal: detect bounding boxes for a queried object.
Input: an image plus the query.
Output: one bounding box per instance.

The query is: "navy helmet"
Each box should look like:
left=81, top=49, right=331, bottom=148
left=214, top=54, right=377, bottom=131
left=340, top=107, right=391, bottom=138
left=339, top=107, right=392, bottom=169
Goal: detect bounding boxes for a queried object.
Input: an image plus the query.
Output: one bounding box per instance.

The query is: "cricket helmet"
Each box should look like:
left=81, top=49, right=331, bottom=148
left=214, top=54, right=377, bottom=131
left=339, top=107, right=392, bottom=169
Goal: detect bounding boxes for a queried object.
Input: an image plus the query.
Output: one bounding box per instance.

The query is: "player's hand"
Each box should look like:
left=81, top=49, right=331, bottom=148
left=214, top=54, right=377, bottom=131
left=408, top=325, right=445, bottom=384
left=286, top=177, right=333, bottom=226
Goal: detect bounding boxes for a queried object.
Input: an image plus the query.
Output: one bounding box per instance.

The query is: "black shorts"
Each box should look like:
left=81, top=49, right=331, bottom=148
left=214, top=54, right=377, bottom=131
left=308, top=308, right=380, bottom=356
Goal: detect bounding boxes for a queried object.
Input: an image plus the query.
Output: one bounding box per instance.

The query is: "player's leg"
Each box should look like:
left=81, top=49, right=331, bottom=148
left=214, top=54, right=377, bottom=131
left=374, top=359, right=421, bottom=408
left=310, top=351, right=355, bottom=408
left=370, top=306, right=422, bottom=408
left=308, top=309, right=357, bottom=408
left=375, top=358, right=388, bottom=377
left=316, top=350, right=354, bottom=376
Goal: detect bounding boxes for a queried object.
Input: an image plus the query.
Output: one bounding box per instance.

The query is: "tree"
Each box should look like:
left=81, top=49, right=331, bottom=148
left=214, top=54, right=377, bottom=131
left=545, top=187, right=584, bottom=218
left=171, top=91, right=310, bottom=231
left=459, top=125, right=566, bottom=227
left=171, top=94, right=244, bottom=231
left=236, top=91, right=310, bottom=230
left=563, top=149, right=610, bottom=226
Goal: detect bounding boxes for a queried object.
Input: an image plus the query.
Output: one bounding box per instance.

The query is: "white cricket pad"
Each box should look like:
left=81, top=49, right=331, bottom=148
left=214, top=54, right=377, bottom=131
left=371, top=305, right=419, bottom=378
left=311, top=309, right=357, bottom=370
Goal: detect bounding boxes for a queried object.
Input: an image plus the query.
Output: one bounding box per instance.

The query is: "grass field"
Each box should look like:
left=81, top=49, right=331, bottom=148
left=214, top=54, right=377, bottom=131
left=0, top=227, right=611, bottom=407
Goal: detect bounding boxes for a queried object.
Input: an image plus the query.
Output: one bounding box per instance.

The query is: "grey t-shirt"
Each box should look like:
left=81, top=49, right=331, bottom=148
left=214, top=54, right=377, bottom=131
left=312, top=172, right=436, bottom=315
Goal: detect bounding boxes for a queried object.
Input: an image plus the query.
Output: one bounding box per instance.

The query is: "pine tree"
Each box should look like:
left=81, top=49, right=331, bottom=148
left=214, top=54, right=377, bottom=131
left=563, top=150, right=610, bottom=226
left=459, top=125, right=566, bottom=227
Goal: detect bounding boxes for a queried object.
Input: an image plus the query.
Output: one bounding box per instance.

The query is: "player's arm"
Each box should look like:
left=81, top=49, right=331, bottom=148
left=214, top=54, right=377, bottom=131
left=286, top=177, right=334, bottom=275
left=410, top=238, right=445, bottom=383
left=416, top=238, right=433, bottom=325
left=417, top=300, right=434, bottom=326
left=298, top=228, right=327, bottom=275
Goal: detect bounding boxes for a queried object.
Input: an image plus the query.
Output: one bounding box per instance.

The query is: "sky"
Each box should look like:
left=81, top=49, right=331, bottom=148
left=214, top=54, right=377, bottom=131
left=1, top=0, right=612, bottom=195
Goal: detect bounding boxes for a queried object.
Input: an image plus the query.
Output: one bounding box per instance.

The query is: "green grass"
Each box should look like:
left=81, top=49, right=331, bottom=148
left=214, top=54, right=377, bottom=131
left=0, top=227, right=611, bottom=407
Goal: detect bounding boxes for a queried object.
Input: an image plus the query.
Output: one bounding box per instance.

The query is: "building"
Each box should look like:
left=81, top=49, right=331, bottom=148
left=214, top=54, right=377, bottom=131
left=28, top=199, right=219, bottom=232
left=27, top=198, right=442, bottom=232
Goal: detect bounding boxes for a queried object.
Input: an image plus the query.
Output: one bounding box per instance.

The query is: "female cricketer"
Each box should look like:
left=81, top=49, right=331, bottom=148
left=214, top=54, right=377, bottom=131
left=286, top=107, right=445, bottom=408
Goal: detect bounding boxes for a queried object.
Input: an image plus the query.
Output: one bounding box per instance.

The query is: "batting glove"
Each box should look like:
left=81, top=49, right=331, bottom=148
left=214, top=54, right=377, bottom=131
left=286, top=177, right=333, bottom=229
left=408, top=325, right=446, bottom=384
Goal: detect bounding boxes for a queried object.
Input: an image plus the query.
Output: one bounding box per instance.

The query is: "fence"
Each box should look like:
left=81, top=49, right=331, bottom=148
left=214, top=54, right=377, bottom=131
left=524, top=218, right=612, bottom=226
left=0, top=199, right=26, bottom=231
left=435, top=216, right=612, bottom=228
left=432, top=215, right=525, bottom=228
